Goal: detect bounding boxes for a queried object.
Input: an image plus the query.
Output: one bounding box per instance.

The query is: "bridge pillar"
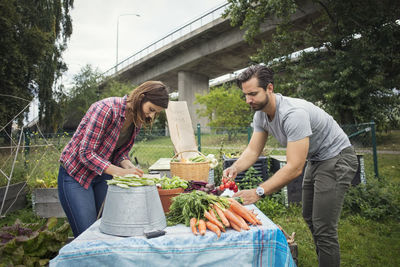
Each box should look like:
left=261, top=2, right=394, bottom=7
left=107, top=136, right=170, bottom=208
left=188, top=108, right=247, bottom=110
left=178, top=71, right=209, bottom=130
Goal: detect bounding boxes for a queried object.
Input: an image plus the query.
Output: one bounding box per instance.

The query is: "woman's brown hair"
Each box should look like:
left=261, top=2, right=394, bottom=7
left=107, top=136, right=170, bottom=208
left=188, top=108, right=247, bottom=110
left=126, top=81, right=169, bottom=127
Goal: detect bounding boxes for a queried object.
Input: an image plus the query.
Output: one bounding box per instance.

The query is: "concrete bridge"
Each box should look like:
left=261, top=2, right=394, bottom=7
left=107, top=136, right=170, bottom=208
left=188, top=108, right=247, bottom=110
left=102, top=0, right=320, bottom=129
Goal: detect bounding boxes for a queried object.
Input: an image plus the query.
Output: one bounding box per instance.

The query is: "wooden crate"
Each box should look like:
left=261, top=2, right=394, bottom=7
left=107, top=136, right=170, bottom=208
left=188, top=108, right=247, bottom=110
left=32, top=188, right=66, bottom=218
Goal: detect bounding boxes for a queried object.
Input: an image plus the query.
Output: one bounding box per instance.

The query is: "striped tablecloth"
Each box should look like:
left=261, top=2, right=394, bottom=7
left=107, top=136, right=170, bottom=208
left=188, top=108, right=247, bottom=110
left=50, top=205, right=295, bottom=267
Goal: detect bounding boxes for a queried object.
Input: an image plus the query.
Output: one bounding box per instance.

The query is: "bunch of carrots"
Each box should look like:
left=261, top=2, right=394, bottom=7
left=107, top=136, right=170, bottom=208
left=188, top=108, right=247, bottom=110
left=166, top=191, right=262, bottom=238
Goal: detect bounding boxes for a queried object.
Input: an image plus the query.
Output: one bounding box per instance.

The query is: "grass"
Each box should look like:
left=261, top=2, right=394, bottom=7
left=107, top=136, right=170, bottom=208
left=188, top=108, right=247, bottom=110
left=269, top=205, right=400, bottom=267
left=376, top=130, right=400, bottom=151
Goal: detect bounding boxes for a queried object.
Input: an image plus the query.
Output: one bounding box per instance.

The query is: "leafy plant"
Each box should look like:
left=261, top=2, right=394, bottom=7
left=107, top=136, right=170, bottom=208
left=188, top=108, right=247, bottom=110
left=155, top=175, right=189, bottom=190
left=29, top=169, right=59, bottom=189
left=237, top=167, right=263, bottom=190
left=0, top=217, right=70, bottom=266
left=256, top=195, right=287, bottom=219
left=343, top=176, right=400, bottom=221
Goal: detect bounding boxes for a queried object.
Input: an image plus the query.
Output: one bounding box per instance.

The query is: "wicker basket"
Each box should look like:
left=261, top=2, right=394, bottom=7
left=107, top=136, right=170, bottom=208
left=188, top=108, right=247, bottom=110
left=170, top=150, right=210, bottom=182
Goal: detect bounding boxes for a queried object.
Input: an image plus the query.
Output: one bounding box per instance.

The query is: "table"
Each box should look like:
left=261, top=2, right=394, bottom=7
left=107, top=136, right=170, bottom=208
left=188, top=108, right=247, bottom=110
left=148, top=158, right=172, bottom=178
left=50, top=205, right=296, bottom=267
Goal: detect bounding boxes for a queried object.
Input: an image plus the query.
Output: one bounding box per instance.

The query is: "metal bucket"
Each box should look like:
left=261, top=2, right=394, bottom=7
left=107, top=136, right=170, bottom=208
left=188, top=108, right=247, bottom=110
left=100, top=185, right=166, bottom=237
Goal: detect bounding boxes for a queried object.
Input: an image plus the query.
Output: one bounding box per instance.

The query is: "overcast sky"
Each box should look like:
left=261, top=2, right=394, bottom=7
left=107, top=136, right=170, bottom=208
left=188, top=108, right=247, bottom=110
left=61, top=0, right=227, bottom=87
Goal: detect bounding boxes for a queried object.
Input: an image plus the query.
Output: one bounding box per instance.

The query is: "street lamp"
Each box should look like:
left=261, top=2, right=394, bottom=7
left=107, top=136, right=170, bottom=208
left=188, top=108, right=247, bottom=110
left=116, top=13, right=140, bottom=72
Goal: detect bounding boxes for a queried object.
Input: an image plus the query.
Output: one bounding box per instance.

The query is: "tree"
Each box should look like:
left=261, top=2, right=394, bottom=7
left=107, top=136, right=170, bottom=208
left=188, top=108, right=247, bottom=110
left=224, top=0, right=400, bottom=129
left=100, top=79, right=133, bottom=99
left=0, top=0, right=73, bottom=139
left=195, top=85, right=253, bottom=140
left=62, top=65, right=102, bottom=131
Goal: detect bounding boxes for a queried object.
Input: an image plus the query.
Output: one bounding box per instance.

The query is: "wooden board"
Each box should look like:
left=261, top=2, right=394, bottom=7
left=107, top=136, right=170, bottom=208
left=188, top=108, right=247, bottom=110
left=165, top=101, right=198, bottom=159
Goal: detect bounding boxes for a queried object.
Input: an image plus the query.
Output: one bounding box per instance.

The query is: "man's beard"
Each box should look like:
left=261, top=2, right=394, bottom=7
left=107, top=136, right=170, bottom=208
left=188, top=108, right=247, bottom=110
left=250, top=95, right=269, bottom=111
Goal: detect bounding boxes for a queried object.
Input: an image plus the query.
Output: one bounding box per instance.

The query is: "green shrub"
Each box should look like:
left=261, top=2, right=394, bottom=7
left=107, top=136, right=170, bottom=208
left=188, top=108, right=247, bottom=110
left=343, top=176, right=400, bottom=221
left=256, top=189, right=288, bottom=218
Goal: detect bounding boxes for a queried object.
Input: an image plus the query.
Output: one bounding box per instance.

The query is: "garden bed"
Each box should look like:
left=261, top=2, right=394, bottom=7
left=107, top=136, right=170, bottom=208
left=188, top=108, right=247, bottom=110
left=0, top=182, right=27, bottom=214
left=32, top=188, right=66, bottom=218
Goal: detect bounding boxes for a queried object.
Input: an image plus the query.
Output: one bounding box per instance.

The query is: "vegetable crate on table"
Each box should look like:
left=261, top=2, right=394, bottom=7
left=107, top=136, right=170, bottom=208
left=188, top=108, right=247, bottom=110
left=222, top=155, right=268, bottom=183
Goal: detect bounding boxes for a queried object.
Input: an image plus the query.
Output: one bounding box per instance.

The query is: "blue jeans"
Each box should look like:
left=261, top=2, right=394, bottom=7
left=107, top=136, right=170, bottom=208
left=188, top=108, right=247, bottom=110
left=58, top=165, right=112, bottom=237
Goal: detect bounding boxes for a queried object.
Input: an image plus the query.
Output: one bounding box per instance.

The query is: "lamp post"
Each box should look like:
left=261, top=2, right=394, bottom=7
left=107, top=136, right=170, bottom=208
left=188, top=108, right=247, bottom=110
left=116, top=13, right=140, bottom=72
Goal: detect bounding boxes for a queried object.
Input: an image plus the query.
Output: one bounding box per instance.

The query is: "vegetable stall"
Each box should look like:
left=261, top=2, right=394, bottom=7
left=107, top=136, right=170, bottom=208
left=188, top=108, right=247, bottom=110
left=50, top=166, right=296, bottom=266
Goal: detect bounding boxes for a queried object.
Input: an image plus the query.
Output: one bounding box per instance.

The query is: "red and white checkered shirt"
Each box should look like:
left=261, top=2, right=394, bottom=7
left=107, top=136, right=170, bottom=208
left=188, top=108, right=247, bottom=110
left=60, top=96, right=140, bottom=189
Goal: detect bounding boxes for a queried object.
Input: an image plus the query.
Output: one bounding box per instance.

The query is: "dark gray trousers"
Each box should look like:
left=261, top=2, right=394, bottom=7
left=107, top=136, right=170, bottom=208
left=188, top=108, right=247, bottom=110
left=302, top=146, right=358, bottom=267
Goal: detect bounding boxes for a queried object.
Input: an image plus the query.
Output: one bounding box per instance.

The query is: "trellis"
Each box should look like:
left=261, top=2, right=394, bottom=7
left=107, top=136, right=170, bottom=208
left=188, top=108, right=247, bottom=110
left=0, top=94, right=57, bottom=217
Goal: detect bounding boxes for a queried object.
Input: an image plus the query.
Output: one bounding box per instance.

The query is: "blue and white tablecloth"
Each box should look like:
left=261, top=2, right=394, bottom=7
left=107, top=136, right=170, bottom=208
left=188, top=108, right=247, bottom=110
left=50, top=205, right=295, bottom=267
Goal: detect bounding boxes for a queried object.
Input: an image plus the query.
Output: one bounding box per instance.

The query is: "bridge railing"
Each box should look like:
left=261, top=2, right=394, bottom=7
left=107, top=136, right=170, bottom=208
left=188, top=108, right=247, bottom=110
left=102, top=2, right=229, bottom=77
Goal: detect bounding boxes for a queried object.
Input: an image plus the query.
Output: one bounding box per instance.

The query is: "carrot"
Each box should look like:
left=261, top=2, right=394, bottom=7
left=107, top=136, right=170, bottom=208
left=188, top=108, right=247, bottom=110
left=230, top=221, right=242, bottom=232
left=204, top=210, right=225, bottom=232
left=209, top=208, right=217, bottom=219
left=222, top=207, right=248, bottom=230
left=190, top=217, right=198, bottom=235
left=248, top=209, right=262, bottom=225
left=210, top=208, right=226, bottom=232
left=213, top=204, right=230, bottom=227
left=229, top=208, right=250, bottom=230
left=227, top=198, right=258, bottom=225
left=198, top=219, right=207, bottom=235
left=206, top=221, right=221, bottom=238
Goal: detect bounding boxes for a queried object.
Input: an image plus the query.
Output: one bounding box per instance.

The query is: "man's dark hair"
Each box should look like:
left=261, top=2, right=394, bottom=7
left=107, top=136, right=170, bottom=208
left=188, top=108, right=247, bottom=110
left=237, top=64, right=274, bottom=90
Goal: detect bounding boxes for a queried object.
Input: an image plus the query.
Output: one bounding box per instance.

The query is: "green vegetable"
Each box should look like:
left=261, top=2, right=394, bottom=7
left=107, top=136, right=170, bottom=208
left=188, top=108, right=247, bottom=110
left=189, top=155, right=207, bottom=162
left=166, top=190, right=230, bottom=226
left=107, top=175, right=156, bottom=188
left=154, top=175, right=188, bottom=189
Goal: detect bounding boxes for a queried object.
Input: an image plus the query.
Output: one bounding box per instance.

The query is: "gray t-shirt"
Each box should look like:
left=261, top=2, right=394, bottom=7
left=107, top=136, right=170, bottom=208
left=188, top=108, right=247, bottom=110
left=253, top=94, right=350, bottom=161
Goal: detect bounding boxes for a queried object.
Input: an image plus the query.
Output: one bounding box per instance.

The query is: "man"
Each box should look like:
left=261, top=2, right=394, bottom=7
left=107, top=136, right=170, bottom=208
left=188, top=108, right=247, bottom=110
left=223, top=64, right=358, bottom=267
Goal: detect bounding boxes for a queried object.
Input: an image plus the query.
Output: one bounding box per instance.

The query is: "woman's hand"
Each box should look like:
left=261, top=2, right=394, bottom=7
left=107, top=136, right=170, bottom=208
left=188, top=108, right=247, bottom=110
left=104, top=162, right=144, bottom=177
left=121, top=166, right=144, bottom=177
left=120, top=160, right=144, bottom=176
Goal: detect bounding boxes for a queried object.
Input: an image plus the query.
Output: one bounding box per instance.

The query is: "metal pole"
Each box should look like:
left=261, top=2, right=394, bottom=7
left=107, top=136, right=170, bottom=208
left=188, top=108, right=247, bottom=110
left=247, top=126, right=252, bottom=144
left=115, top=18, right=119, bottom=73
left=197, top=123, right=201, bottom=152
left=116, top=13, right=140, bottom=73
left=370, top=120, right=379, bottom=178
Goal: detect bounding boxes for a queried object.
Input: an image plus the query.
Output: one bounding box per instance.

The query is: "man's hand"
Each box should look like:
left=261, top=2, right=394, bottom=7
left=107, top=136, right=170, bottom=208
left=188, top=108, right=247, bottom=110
left=232, top=189, right=260, bottom=205
left=223, top=165, right=238, bottom=181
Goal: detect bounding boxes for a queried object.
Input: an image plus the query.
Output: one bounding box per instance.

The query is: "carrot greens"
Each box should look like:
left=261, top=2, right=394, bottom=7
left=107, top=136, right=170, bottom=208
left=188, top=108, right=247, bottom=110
left=166, top=191, right=229, bottom=226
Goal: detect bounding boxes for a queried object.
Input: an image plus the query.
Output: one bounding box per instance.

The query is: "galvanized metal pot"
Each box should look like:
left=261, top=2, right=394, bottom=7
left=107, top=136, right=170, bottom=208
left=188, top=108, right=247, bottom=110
left=100, top=185, right=166, bottom=237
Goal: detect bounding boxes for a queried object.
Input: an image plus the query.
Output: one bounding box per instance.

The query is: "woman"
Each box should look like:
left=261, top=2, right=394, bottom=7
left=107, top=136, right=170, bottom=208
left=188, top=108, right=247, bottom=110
left=58, top=81, right=169, bottom=237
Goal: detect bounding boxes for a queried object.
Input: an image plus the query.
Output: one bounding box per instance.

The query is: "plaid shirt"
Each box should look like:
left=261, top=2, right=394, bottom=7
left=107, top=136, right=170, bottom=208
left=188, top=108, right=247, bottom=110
left=60, top=96, right=140, bottom=189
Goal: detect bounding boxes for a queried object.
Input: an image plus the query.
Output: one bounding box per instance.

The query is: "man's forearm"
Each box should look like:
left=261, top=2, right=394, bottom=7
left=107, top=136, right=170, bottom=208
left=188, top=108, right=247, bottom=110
left=232, top=148, right=261, bottom=174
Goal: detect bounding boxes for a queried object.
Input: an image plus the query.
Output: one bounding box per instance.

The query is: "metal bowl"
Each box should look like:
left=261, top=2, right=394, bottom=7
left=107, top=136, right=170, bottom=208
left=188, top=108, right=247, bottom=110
left=100, top=185, right=166, bottom=237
